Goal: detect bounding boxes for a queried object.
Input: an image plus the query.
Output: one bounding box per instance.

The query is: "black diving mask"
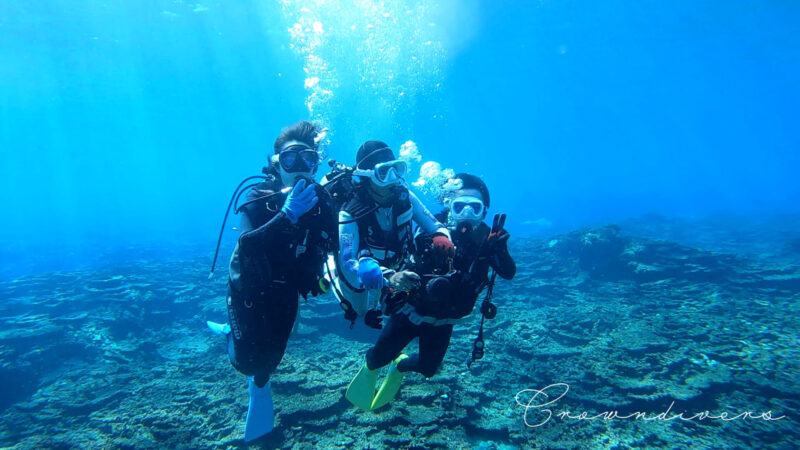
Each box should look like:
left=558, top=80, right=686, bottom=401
left=279, top=145, right=319, bottom=173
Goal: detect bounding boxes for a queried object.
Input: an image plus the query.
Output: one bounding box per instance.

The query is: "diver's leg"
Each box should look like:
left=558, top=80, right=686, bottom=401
left=366, top=313, right=418, bottom=370
left=397, top=323, right=454, bottom=378
left=253, top=285, right=299, bottom=385
left=368, top=315, right=422, bottom=409
left=347, top=314, right=417, bottom=411
left=226, top=288, right=270, bottom=377
left=242, top=285, right=298, bottom=441
left=226, top=287, right=276, bottom=441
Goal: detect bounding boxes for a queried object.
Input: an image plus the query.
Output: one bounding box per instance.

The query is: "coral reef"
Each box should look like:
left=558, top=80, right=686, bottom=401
left=1, top=222, right=798, bottom=448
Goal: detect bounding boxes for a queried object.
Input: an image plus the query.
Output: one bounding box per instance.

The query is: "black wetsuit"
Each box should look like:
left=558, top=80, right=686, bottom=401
left=227, top=171, right=336, bottom=386
left=366, top=222, right=515, bottom=376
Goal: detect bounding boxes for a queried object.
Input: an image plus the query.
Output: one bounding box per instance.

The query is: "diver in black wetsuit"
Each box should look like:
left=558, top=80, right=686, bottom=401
left=223, top=120, right=336, bottom=440
left=346, top=173, right=515, bottom=411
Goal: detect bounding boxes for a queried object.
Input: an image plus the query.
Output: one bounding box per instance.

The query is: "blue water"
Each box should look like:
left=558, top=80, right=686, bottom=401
left=2, top=0, right=798, bottom=278
left=1, top=2, right=799, bottom=447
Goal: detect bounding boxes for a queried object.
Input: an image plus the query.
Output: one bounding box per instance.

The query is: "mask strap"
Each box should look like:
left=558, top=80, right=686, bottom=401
left=281, top=142, right=313, bottom=153
left=356, top=147, right=392, bottom=169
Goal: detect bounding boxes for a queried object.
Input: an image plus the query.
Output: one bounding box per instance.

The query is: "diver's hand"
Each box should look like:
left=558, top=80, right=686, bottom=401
left=432, top=235, right=455, bottom=258
left=281, top=179, right=319, bottom=224
left=364, top=308, right=383, bottom=329
left=388, top=270, right=421, bottom=292
left=486, top=214, right=510, bottom=251
left=357, top=257, right=384, bottom=290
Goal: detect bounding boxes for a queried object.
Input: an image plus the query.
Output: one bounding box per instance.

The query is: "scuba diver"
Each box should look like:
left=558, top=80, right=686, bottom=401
left=345, top=173, right=515, bottom=411
left=331, top=140, right=454, bottom=322
left=208, top=120, right=336, bottom=441
left=336, top=140, right=456, bottom=410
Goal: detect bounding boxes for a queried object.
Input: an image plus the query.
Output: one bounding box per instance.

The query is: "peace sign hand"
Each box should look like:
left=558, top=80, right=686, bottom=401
left=486, top=213, right=510, bottom=251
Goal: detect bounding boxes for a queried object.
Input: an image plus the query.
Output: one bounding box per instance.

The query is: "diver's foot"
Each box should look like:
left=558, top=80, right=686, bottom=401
left=244, top=377, right=274, bottom=442
left=206, top=321, right=230, bottom=336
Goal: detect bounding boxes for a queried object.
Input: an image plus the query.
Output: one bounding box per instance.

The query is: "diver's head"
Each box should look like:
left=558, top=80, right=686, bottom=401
left=446, top=173, right=490, bottom=228
left=271, top=121, right=321, bottom=187
left=353, top=140, right=408, bottom=206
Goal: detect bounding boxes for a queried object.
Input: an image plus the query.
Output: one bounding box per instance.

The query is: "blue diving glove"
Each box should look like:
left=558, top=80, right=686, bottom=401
left=281, top=178, right=319, bottom=224
left=357, top=257, right=384, bottom=290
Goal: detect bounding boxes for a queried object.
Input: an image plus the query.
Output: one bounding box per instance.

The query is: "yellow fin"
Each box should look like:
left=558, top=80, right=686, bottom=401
left=345, top=362, right=378, bottom=411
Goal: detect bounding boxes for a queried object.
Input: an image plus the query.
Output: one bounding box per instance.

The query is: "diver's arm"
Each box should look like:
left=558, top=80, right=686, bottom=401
left=490, top=244, right=516, bottom=280
left=409, top=191, right=450, bottom=238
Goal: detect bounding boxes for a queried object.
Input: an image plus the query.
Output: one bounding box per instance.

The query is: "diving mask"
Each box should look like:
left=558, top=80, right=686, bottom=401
left=354, top=159, right=408, bottom=187
left=449, top=195, right=485, bottom=223
left=279, top=144, right=319, bottom=173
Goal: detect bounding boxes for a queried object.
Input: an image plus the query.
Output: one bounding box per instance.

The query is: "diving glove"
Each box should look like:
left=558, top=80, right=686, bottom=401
left=357, top=257, right=384, bottom=290
left=281, top=179, right=319, bottom=224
